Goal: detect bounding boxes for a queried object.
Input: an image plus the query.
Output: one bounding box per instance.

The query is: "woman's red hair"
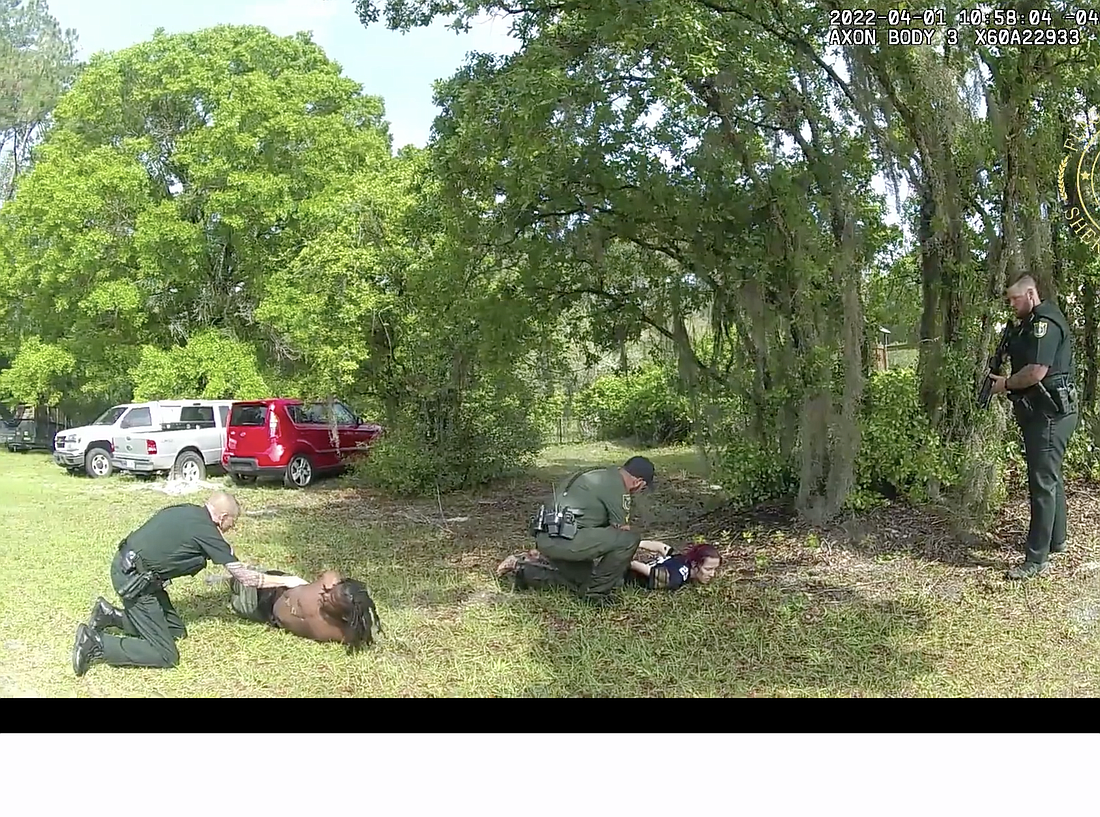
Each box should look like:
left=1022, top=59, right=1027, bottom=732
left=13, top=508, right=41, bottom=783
left=680, top=543, right=721, bottom=565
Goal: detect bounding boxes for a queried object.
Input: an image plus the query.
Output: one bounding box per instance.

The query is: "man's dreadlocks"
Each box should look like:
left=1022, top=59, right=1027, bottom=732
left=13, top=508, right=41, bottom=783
left=325, top=579, right=384, bottom=653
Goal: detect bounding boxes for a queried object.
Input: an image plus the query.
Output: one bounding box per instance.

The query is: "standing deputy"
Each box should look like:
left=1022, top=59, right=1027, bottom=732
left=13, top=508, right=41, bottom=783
left=990, top=275, right=1078, bottom=580
left=71, top=491, right=308, bottom=675
left=525, top=456, right=656, bottom=605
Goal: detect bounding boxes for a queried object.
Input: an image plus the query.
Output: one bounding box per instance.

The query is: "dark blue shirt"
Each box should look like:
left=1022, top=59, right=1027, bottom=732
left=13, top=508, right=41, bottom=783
left=647, top=554, right=690, bottom=591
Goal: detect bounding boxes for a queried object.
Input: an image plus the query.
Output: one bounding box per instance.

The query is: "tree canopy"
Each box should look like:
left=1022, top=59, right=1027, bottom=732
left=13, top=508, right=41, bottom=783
left=6, top=3, right=1100, bottom=510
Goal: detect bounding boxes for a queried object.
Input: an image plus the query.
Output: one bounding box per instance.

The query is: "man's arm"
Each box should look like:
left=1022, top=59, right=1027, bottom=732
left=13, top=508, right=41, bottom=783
left=196, top=530, right=306, bottom=588
left=224, top=562, right=306, bottom=589
left=1007, top=319, right=1059, bottom=390
left=1005, top=363, right=1049, bottom=391
left=630, top=560, right=653, bottom=577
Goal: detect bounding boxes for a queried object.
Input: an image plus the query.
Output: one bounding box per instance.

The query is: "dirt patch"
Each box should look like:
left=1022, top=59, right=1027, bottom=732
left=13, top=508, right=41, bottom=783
left=125, top=477, right=226, bottom=496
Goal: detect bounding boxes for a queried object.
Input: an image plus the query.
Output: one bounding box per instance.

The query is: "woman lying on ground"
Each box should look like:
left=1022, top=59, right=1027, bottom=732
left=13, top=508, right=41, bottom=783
left=624, top=542, right=722, bottom=591
left=496, top=541, right=721, bottom=593
left=227, top=568, right=383, bottom=652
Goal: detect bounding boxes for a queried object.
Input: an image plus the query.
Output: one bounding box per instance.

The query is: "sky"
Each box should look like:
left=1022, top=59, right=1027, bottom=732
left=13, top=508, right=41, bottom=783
left=43, top=0, right=521, bottom=151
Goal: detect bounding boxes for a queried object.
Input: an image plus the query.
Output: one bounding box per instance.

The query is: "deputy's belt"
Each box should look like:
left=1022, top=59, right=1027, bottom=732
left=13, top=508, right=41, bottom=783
left=1042, top=373, right=1073, bottom=390
left=117, top=544, right=169, bottom=588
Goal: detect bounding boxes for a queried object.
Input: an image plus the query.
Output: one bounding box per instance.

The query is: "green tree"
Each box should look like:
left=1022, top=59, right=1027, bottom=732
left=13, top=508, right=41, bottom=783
left=0, top=0, right=80, bottom=200
left=0, top=24, right=391, bottom=408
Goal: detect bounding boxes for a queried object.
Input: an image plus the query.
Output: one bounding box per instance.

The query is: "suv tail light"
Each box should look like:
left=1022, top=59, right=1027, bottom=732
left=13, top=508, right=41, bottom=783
left=146, top=439, right=157, bottom=455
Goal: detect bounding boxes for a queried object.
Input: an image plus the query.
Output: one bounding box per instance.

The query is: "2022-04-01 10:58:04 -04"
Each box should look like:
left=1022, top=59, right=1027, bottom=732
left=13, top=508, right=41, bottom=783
left=826, top=7, right=1095, bottom=47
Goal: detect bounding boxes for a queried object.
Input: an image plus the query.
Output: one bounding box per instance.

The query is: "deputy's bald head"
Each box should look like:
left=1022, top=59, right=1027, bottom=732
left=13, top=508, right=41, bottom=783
left=207, top=491, right=241, bottom=532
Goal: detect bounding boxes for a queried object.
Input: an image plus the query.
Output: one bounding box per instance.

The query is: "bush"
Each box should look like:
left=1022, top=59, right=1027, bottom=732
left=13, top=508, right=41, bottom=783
left=351, top=376, right=544, bottom=496
left=706, top=367, right=973, bottom=512
left=851, top=367, right=960, bottom=507
left=1064, top=411, right=1100, bottom=481
left=710, top=433, right=799, bottom=508
left=574, top=363, right=692, bottom=445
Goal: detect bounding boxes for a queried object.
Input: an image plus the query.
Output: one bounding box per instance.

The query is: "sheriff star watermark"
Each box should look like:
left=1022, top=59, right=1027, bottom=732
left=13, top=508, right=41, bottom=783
left=1060, top=125, right=1100, bottom=253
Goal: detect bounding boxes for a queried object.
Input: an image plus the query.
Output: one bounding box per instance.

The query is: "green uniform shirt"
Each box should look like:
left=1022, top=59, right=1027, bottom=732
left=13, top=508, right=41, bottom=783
left=553, top=468, right=633, bottom=529
left=1008, top=300, right=1074, bottom=384
left=125, top=504, right=237, bottom=580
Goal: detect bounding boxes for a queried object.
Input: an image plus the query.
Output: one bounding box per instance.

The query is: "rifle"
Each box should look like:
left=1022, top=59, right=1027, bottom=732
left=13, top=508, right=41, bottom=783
left=977, top=321, right=1014, bottom=409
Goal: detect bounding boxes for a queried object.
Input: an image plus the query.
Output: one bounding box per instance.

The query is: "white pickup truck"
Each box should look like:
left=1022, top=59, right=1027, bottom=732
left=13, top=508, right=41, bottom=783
left=112, top=401, right=234, bottom=482
left=54, top=401, right=184, bottom=478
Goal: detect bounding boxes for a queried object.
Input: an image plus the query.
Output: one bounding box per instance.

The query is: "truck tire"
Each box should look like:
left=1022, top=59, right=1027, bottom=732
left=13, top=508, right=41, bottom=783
left=85, top=447, right=113, bottom=478
left=174, top=451, right=207, bottom=483
left=284, top=453, right=314, bottom=488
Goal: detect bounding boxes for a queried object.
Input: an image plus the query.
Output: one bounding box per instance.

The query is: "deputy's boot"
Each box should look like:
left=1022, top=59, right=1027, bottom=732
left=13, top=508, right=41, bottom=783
left=71, top=624, right=104, bottom=677
left=1050, top=541, right=1067, bottom=554
left=581, top=590, right=619, bottom=608
left=87, top=596, right=125, bottom=631
left=1007, top=560, right=1048, bottom=581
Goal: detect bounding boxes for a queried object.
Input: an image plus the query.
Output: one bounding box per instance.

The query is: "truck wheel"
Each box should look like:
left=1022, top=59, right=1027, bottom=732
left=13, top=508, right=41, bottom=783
left=174, top=451, right=207, bottom=483
left=230, top=473, right=257, bottom=485
left=284, top=453, right=314, bottom=488
left=85, top=447, right=113, bottom=478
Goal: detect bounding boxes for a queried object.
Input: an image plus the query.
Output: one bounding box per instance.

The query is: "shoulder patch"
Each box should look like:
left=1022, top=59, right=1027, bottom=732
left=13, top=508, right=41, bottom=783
left=1034, top=320, right=1048, bottom=338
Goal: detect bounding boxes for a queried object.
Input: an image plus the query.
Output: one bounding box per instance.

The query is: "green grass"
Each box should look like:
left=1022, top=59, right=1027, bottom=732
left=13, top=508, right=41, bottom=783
left=2, top=441, right=1099, bottom=697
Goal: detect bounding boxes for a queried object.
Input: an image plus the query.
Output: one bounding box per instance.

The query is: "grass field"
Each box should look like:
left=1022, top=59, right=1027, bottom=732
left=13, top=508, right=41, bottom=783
left=2, top=441, right=1100, bottom=697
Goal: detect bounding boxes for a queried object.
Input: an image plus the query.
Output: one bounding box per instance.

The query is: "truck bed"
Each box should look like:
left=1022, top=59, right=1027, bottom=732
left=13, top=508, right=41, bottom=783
left=112, top=424, right=227, bottom=473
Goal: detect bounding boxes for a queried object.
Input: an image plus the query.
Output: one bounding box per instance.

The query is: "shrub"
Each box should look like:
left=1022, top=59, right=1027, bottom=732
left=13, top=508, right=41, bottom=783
left=574, top=363, right=692, bottom=445
left=852, top=366, right=960, bottom=506
left=1063, top=411, right=1100, bottom=482
left=351, top=375, right=543, bottom=496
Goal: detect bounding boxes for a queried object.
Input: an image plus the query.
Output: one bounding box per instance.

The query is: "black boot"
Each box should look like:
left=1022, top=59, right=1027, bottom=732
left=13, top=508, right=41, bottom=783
left=581, top=590, right=619, bottom=608
left=87, top=596, right=125, bottom=631
left=72, top=624, right=104, bottom=677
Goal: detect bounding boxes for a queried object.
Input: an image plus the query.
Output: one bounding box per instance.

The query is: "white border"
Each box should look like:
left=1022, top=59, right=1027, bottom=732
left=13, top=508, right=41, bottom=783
left=0, top=733, right=1093, bottom=816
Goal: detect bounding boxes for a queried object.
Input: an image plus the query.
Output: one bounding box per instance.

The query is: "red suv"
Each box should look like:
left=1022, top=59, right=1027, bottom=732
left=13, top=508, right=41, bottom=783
left=222, top=398, right=383, bottom=488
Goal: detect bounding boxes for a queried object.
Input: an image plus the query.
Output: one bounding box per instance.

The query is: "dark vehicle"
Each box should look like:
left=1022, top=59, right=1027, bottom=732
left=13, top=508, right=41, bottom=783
left=0, top=405, right=17, bottom=448
left=221, top=398, right=383, bottom=488
left=4, top=405, right=68, bottom=452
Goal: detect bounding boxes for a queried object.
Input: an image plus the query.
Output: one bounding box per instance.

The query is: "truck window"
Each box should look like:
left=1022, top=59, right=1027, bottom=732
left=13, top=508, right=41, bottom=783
left=218, top=405, right=229, bottom=427
left=92, top=406, right=127, bottom=425
left=120, top=407, right=152, bottom=429
left=230, top=405, right=267, bottom=426
left=180, top=406, right=215, bottom=423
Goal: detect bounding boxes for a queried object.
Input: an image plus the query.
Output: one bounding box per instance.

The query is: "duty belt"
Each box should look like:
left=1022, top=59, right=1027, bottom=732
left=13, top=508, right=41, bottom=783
left=117, top=542, right=170, bottom=588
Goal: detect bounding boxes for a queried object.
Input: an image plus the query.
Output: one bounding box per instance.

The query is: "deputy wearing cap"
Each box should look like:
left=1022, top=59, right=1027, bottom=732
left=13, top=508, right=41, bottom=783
left=524, top=456, right=657, bottom=606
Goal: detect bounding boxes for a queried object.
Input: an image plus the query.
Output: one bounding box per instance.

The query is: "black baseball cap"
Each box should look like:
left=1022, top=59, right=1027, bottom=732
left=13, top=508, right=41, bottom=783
left=622, top=456, right=655, bottom=488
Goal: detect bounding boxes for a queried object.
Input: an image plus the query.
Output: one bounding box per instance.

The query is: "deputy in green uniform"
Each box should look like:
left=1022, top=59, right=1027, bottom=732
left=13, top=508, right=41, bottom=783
left=990, top=275, right=1078, bottom=580
left=71, top=491, right=309, bottom=675
left=523, top=456, right=655, bottom=605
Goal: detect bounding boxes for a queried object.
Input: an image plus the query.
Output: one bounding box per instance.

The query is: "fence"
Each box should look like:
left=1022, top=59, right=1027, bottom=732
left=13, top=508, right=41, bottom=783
left=876, top=342, right=919, bottom=370
left=547, top=414, right=600, bottom=445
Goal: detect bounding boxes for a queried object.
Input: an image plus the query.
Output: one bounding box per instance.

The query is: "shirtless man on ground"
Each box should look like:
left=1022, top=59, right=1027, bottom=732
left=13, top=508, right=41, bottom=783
left=228, top=568, right=383, bottom=652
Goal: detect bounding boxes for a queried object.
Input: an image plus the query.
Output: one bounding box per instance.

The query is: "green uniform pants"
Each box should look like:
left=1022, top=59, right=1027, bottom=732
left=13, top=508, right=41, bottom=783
left=535, top=526, right=641, bottom=596
left=98, top=551, right=187, bottom=669
left=1017, top=407, right=1077, bottom=564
